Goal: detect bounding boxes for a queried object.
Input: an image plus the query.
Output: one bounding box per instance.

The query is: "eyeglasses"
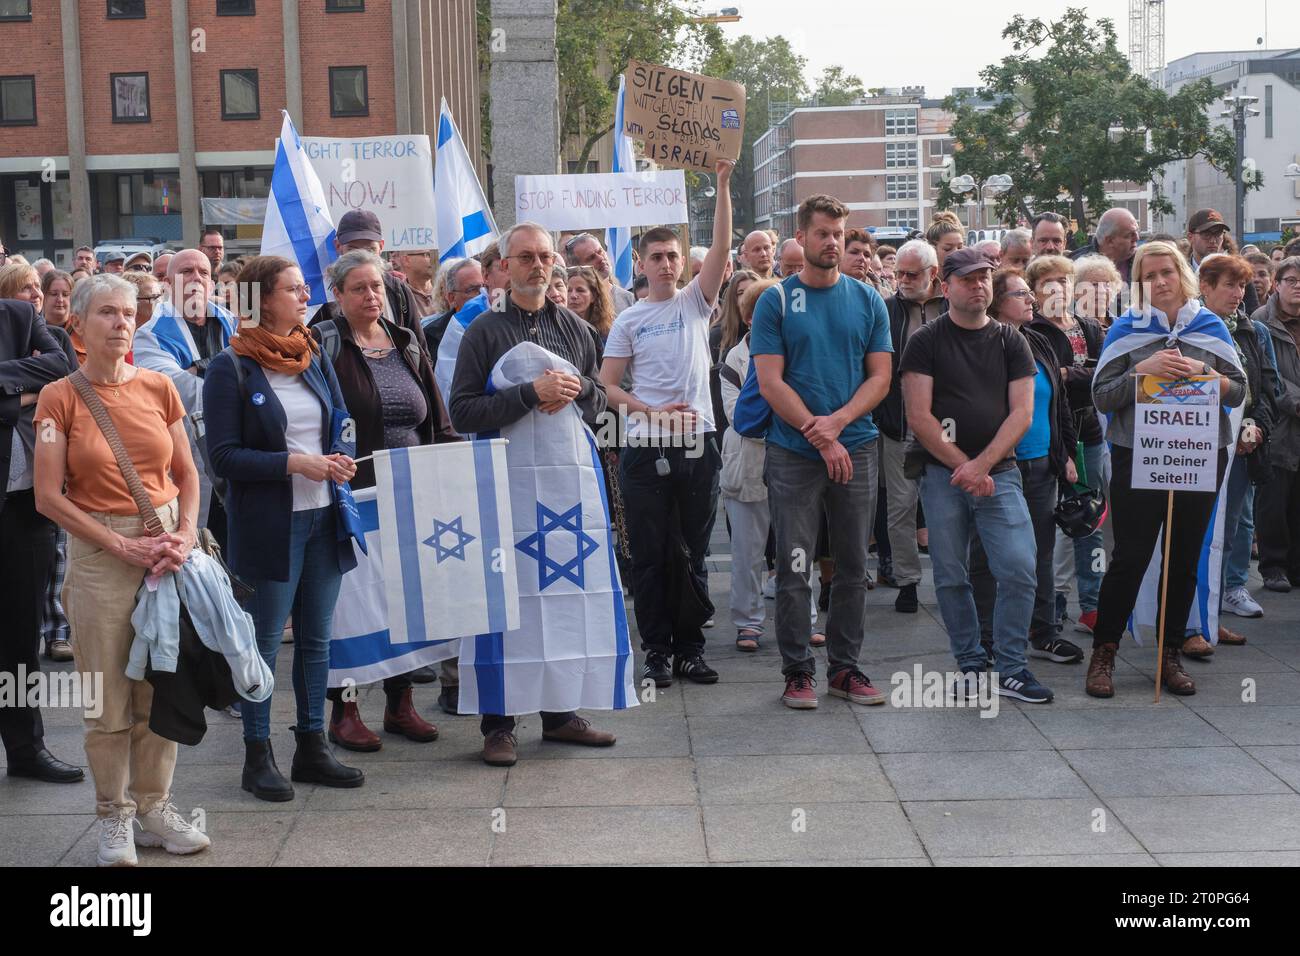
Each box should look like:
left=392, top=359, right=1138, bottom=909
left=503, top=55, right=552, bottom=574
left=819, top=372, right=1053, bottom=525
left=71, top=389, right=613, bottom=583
left=1279, top=276, right=1300, bottom=289
left=1001, top=289, right=1036, bottom=300
left=137, top=293, right=163, bottom=302
left=200, top=244, right=224, bottom=252
left=508, top=252, right=557, bottom=267
left=126, top=263, right=151, bottom=272
left=895, top=269, right=927, bottom=280
left=275, top=283, right=310, bottom=296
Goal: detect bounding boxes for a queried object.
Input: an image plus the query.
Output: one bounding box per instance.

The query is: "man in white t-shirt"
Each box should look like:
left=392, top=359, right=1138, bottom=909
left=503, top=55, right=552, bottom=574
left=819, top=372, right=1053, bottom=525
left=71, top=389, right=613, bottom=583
left=599, top=159, right=734, bottom=689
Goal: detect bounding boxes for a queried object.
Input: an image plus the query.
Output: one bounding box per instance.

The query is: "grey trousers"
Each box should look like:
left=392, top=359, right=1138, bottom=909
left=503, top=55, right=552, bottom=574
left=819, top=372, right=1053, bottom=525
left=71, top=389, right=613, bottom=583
left=880, top=434, right=922, bottom=586
left=723, top=496, right=769, bottom=632
left=766, top=442, right=878, bottom=677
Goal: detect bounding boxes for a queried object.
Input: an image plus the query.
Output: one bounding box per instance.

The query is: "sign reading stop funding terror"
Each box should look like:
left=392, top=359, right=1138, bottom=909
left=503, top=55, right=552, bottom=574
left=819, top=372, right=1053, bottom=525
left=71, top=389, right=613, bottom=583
left=622, top=59, right=745, bottom=172
left=515, top=170, right=688, bottom=232
left=1132, top=374, right=1220, bottom=492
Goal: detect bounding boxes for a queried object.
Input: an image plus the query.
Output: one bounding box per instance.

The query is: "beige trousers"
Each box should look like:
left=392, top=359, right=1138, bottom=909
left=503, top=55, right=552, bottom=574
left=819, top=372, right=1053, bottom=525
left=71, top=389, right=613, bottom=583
left=64, top=499, right=179, bottom=818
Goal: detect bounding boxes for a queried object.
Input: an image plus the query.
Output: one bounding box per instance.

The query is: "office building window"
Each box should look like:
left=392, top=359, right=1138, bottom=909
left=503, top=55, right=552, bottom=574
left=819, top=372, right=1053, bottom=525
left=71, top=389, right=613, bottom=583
left=0, top=1, right=31, bottom=21
left=886, top=174, right=918, bottom=201
left=885, top=109, right=917, bottom=136
left=326, top=0, right=363, bottom=9
left=887, top=209, right=919, bottom=229
left=928, top=138, right=954, bottom=158
left=1265, top=85, right=1273, bottom=139
left=329, top=66, right=369, bottom=117
left=0, top=75, right=36, bottom=125
left=216, top=0, right=254, bottom=14
left=220, top=69, right=259, bottom=120
left=111, top=72, right=150, bottom=123
left=886, top=141, right=917, bottom=168
left=107, top=1, right=145, bottom=17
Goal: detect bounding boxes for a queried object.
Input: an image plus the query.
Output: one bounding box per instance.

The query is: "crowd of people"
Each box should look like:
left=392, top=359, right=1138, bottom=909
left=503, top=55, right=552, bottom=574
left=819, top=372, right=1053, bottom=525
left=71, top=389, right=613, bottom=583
left=3, top=189, right=1300, bottom=866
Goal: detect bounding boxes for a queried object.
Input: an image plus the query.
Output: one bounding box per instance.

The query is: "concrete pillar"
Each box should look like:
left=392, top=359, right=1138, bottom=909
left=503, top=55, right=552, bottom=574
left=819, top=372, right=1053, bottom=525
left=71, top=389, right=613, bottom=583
left=283, top=0, right=304, bottom=129
left=170, top=0, right=200, bottom=248
left=489, top=0, right=560, bottom=230
left=59, top=0, right=92, bottom=244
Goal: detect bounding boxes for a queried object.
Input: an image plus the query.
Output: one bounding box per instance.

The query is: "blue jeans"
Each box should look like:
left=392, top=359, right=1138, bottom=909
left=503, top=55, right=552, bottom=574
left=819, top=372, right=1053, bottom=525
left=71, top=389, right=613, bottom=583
left=920, top=464, right=1036, bottom=675
left=241, top=507, right=344, bottom=742
left=1069, top=442, right=1106, bottom=613
left=1223, top=458, right=1254, bottom=591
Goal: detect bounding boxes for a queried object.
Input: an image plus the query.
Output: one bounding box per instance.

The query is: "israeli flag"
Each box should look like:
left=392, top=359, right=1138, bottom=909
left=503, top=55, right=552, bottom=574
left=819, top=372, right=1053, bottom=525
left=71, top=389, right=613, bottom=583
left=373, top=440, right=518, bottom=645
left=435, top=98, right=498, bottom=263
left=607, top=75, right=636, bottom=288
left=458, top=342, right=637, bottom=716
left=262, top=111, right=337, bottom=307
left=434, top=290, right=489, bottom=407
left=328, top=489, right=459, bottom=688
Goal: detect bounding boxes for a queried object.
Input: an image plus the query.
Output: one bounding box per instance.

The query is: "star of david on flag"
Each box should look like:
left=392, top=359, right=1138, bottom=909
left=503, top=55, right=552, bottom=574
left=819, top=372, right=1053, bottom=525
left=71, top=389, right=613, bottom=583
left=516, top=503, right=599, bottom=591
left=424, top=516, right=476, bottom=563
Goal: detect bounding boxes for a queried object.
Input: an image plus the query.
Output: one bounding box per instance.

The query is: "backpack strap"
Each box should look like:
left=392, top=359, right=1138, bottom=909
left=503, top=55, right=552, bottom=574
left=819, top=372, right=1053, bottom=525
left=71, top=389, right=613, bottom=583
left=317, top=323, right=342, bottom=364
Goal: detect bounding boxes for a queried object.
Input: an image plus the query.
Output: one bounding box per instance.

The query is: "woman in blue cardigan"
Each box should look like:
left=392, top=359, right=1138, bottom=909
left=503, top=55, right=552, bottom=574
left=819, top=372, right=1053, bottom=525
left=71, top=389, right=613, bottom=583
left=204, top=255, right=363, bottom=802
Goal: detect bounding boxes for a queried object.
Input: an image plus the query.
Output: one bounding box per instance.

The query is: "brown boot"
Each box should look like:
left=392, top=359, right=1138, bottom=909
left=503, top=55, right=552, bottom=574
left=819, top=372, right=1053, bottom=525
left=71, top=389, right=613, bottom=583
left=383, top=688, right=439, bottom=742
left=1181, top=633, right=1215, bottom=659
left=482, top=729, right=518, bottom=766
left=1085, top=643, right=1118, bottom=698
left=1217, top=624, right=1247, bottom=646
left=328, top=701, right=382, bottom=752
left=541, top=716, right=616, bottom=747
left=1161, top=643, right=1196, bottom=696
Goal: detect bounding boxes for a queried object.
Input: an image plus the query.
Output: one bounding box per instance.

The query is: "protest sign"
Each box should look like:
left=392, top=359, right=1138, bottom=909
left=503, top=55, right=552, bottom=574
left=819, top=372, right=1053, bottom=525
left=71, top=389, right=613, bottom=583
left=514, top=170, right=688, bottom=232
left=300, top=134, right=436, bottom=250
left=1131, top=374, right=1220, bottom=492
left=622, top=59, right=745, bottom=172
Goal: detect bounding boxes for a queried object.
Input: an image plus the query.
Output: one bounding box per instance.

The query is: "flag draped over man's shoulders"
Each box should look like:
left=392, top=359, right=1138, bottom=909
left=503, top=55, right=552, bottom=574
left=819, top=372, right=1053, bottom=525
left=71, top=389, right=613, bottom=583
left=457, top=341, right=637, bottom=716
left=1097, top=299, right=1244, bottom=646
left=262, top=110, right=337, bottom=307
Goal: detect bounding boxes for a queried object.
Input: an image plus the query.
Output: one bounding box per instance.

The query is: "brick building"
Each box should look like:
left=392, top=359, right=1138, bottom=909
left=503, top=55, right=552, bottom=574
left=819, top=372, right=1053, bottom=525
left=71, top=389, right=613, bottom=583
left=0, top=0, right=481, bottom=266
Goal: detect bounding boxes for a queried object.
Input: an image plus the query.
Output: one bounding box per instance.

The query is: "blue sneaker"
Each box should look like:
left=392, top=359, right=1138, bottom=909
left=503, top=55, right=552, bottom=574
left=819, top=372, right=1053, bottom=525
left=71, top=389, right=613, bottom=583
left=997, top=669, right=1054, bottom=704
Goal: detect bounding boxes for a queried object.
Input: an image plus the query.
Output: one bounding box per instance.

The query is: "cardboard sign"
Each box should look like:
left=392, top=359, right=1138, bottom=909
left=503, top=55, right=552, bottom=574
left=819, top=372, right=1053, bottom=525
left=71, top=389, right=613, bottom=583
left=1132, top=374, right=1220, bottom=492
left=622, top=59, right=745, bottom=172
left=515, top=170, right=688, bottom=232
left=300, top=135, right=436, bottom=251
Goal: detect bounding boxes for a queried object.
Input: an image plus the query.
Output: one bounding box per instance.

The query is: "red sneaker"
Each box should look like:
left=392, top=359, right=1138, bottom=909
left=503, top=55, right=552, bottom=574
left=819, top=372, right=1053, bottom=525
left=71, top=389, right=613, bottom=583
left=1074, top=610, right=1098, bottom=635
left=828, top=668, right=886, bottom=706
left=782, top=673, right=818, bottom=709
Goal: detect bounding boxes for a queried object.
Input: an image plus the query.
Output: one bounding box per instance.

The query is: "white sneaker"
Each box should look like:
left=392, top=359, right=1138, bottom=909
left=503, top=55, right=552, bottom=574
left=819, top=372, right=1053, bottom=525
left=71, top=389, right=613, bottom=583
left=1222, top=586, right=1263, bottom=619
left=97, top=810, right=138, bottom=867
left=135, top=801, right=212, bottom=856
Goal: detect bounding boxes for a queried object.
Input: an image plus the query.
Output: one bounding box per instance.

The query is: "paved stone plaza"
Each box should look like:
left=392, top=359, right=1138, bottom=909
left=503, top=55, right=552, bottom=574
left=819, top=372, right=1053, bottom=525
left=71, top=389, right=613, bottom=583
left=5, top=521, right=1300, bottom=867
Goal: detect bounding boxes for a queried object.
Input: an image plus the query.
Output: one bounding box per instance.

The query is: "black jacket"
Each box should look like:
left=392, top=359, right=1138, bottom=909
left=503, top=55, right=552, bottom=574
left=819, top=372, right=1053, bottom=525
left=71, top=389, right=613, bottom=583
left=311, top=272, right=431, bottom=358
left=876, top=290, right=946, bottom=441
left=145, top=605, right=239, bottom=746
left=311, top=316, right=459, bottom=490
left=1028, top=313, right=1104, bottom=446
left=1020, top=324, right=1079, bottom=486
left=0, top=300, right=72, bottom=513
left=1231, top=309, right=1277, bottom=478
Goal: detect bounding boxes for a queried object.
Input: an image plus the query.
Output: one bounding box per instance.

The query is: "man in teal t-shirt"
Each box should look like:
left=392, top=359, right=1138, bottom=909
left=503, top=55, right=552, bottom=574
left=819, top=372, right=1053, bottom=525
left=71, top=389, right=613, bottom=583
left=749, top=194, right=893, bottom=711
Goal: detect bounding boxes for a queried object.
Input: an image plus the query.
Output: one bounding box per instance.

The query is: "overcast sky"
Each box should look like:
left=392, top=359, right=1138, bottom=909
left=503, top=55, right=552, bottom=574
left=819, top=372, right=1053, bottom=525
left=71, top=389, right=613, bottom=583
left=714, top=0, right=1300, bottom=97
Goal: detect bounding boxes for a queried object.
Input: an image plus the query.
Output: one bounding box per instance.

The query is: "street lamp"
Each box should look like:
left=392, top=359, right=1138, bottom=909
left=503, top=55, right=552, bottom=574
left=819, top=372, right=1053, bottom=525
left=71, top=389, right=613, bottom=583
left=948, top=173, right=1013, bottom=231
left=1221, top=94, right=1260, bottom=238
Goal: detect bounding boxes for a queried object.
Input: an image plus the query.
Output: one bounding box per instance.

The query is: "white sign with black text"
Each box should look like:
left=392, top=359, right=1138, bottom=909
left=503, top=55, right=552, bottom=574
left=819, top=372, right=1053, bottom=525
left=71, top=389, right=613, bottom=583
left=1131, top=374, right=1220, bottom=493
left=514, top=170, right=688, bottom=232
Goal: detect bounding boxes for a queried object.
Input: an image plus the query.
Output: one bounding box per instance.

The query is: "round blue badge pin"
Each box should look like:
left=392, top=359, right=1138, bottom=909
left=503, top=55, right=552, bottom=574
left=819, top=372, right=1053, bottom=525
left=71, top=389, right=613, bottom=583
left=251, top=392, right=266, bottom=406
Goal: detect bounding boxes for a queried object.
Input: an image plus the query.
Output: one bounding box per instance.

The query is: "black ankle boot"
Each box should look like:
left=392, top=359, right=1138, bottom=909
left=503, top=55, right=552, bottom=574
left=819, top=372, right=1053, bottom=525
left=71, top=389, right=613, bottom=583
left=242, top=739, right=295, bottom=802
left=290, top=729, right=365, bottom=788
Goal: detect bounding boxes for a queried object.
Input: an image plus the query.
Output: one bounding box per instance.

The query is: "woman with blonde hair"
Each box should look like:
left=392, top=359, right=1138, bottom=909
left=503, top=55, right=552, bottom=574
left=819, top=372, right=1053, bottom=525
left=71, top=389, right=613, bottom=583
left=925, top=214, right=966, bottom=272
left=1086, top=242, right=1246, bottom=699
left=1073, top=254, right=1123, bottom=328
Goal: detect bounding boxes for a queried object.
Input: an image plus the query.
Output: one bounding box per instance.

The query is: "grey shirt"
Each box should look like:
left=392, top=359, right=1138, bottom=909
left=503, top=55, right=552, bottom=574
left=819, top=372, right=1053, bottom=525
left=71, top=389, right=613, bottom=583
left=1092, top=336, right=1247, bottom=449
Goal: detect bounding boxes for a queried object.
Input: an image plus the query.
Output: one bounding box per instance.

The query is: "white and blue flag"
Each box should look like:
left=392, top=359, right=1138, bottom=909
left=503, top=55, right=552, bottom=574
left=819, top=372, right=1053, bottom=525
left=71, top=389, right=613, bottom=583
left=607, top=74, right=636, bottom=288
left=457, top=342, right=637, bottom=716
left=328, top=489, right=459, bottom=688
left=435, top=98, right=498, bottom=263
left=373, top=440, right=518, bottom=645
left=262, top=111, right=338, bottom=307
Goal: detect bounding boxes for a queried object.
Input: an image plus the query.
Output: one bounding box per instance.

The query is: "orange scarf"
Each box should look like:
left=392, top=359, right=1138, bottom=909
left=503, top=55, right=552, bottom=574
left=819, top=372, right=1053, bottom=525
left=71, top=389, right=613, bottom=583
left=230, top=323, right=319, bottom=375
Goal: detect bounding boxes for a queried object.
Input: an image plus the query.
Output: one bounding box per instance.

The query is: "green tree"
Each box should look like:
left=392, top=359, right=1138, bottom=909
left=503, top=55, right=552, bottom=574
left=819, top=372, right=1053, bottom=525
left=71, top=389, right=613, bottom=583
left=936, top=8, right=1252, bottom=230
left=556, top=0, right=730, bottom=171
left=722, top=35, right=809, bottom=234
left=815, top=65, right=865, bottom=107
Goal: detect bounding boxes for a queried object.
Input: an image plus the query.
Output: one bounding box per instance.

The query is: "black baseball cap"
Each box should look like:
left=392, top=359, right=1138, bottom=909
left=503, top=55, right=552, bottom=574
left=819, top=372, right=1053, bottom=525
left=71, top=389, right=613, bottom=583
left=942, top=246, right=995, bottom=281
left=337, top=209, right=383, bottom=244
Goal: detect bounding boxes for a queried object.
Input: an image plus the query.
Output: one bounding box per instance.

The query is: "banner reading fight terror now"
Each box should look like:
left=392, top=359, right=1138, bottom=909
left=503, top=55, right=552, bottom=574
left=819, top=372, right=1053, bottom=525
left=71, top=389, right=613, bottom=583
left=514, top=170, right=688, bottom=232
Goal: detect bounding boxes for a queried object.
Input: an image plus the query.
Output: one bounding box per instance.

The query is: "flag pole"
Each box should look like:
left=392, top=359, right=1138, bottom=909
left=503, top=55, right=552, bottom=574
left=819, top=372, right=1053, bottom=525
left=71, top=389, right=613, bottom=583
left=1153, top=489, right=1175, bottom=702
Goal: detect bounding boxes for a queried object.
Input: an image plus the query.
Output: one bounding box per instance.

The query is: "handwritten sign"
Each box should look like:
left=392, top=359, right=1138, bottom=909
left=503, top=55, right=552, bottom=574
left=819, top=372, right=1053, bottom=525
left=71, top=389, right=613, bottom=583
left=300, top=135, right=436, bottom=251
left=514, top=170, right=688, bottom=232
left=1132, top=374, right=1220, bottom=492
left=622, top=59, right=745, bottom=173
